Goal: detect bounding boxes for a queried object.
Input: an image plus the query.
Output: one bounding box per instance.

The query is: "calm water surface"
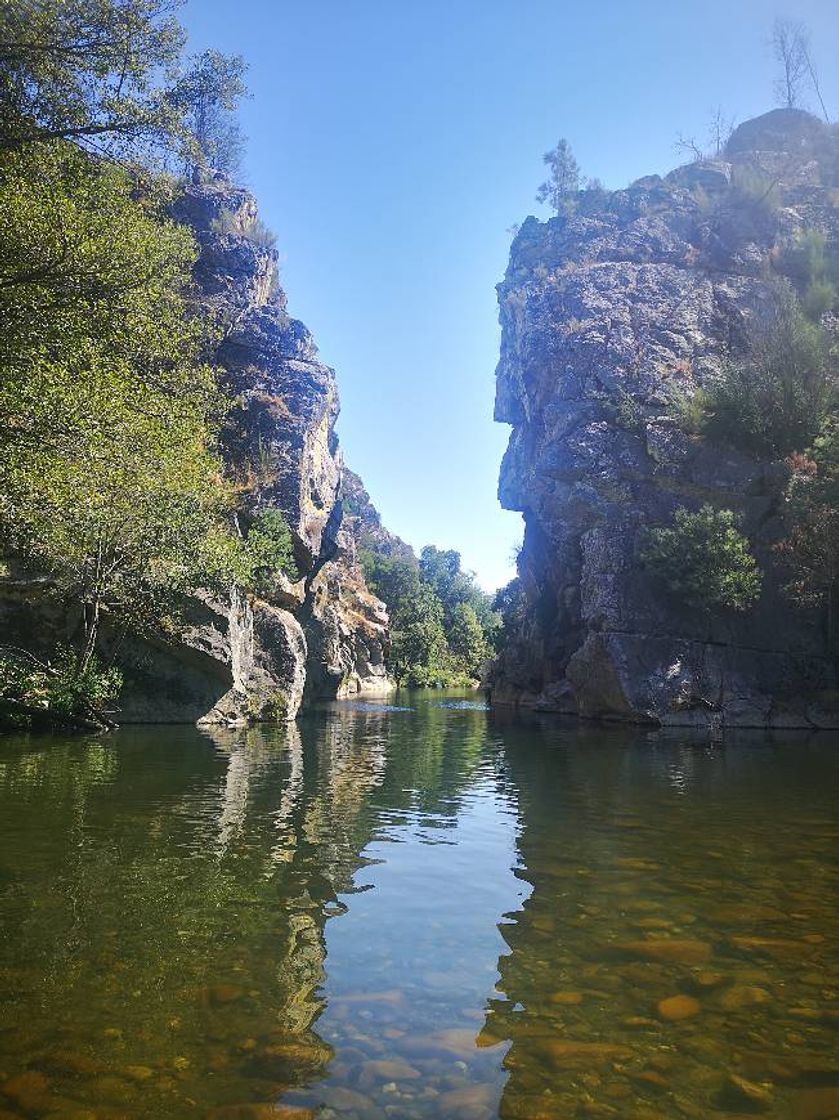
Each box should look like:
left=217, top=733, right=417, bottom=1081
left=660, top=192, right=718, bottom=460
left=1, top=692, right=839, bottom=1120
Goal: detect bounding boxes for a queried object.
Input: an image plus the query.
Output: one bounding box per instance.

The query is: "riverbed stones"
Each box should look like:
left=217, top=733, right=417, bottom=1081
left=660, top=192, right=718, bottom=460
left=611, top=939, right=712, bottom=965
left=715, top=1073, right=774, bottom=1112
left=656, top=995, right=701, bottom=1021
left=205, top=1106, right=315, bottom=1120
left=719, top=985, right=772, bottom=1011
left=549, top=991, right=584, bottom=1005
left=792, top=1087, right=839, bottom=1120
left=541, top=1041, right=634, bottom=1068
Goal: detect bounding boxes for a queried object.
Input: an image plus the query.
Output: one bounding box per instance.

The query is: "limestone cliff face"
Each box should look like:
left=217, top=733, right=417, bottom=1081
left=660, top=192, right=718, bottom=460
left=491, top=110, right=839, bottom=729
left=0, top=175, right=390, bottom=725
left=157, top=175, right=391, bottom=722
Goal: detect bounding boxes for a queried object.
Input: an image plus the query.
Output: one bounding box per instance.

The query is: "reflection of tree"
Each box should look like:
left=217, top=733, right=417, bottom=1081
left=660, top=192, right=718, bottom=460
left=0, top=697, right=503, bottom=1118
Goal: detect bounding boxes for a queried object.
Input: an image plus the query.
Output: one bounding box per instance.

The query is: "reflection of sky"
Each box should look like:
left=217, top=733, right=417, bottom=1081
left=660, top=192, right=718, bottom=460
left=292, top=763, right=525, bottom=1110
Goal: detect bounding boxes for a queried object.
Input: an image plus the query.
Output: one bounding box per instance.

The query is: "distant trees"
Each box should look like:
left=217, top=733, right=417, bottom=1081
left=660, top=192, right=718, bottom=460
left=360, top=545, right=501, bottom=686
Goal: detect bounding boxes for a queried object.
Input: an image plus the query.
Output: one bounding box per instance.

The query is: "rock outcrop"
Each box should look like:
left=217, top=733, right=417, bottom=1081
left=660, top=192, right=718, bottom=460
left=491, top=110, right=839, bottom=729
left=0, top=174, right=391, bottom=723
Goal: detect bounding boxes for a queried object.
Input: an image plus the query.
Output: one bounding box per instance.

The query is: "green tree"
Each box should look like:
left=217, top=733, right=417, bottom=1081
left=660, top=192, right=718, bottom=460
left=241, top=510, right=297, bottom=595
left=536, top=138, right=580, bottom=215
left=173, top=48, right=248, bottom=178
left=0, top=0, right=247, bottom=167
left=642, top=505, right=762, bottom=612
left=448, top=603, right=489, bottom=675
left=0, top=140, right=238, bottom=672
left=390, top=584, right=449, bottom=687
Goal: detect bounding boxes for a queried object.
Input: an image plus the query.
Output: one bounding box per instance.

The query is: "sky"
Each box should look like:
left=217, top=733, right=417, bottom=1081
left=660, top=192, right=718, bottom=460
left=182, top=0, right=839, bottom=591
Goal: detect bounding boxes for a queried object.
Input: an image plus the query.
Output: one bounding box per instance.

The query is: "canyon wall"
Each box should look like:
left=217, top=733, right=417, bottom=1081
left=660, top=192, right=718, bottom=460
left=491, top=109, right=839, bottom=729
left=1, top=175, right=391, bottom=724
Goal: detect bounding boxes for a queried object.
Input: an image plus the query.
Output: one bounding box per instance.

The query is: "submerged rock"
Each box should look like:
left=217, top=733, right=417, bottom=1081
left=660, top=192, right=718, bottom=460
left=656, top=994, right=700, bottom=1021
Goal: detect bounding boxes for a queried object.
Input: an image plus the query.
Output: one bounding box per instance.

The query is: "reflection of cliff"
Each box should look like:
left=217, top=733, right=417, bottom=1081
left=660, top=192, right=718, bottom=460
left=0, top=720, right=394, bottom=1118
left=0, top=700, right=507, bottom=1118
left=485, top=722, right=839, bottom=1120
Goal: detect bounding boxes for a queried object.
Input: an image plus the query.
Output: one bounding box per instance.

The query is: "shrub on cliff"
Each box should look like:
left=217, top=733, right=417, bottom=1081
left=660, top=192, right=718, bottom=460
left=240, top=510, right=297, bottom=593
left=777, top=424, right=839, bottom=647
left=701, top=286, right=834, bottom=458
left=642, top=505, right=762, bottom=611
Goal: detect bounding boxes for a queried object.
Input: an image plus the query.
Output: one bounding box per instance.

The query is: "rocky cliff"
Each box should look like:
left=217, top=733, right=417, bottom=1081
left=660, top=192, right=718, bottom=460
left=491, top=109, right=839, bottom=729
left=0, top=174, right=391, bottom=724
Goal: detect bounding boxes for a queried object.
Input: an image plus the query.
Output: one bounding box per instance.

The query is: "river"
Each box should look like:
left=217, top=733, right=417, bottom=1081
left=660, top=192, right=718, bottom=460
left=1, top=692, right=838, bottom=1119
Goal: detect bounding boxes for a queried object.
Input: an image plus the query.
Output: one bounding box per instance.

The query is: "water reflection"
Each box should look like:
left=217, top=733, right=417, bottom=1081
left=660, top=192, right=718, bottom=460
left=0, top=702, right=838, bottom=1120
left=488, top=718, right=839, bottom=1120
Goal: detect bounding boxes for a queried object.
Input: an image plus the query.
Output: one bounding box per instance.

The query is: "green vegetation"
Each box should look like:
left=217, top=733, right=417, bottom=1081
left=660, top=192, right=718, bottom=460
left=795, top=230, right=837, bottom=322
left=536, top=138, right=580, bottom=215
left=642, top=505, right=762, bottom=612
left=0, top=0, right=248, bottom=174
left=0, top=647, right=123, bottom=730
left=211, top=209, right=278, bottom=250
left=0, top=0, right=292, bottom=729
left=778, top=424, right=839, bottom=646
left=361, top=546, right=501, bottom=687
left=240, top=510, right=297, bottom=594
left=699, top=285, right=835, bottom=459
left=175, top=48, right=248, bottom=178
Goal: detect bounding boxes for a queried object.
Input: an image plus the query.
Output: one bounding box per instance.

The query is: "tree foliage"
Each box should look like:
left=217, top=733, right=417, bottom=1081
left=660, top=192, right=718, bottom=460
left=174, top=48, right=248, bottom=177
left=361, top=546, right=501, bottom=686
left=0, top=0, right=248, bottom=168
left=642, top=505, right=762, bottom=612
left=778, top=426, right=839, bottom=646
left=536, top=138, right=580, bottom=215
left=0, top=140, right=242, bottom=669
left=702, top=285, right=835, bottom=458
left=0, top=6, right=289, bottom=728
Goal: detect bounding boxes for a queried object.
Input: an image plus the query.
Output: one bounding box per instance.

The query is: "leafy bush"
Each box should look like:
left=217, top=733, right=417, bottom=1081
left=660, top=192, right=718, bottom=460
left=799, top=230, right=836, bottom=322
left=0, top=647, right=122, bottom=729
left=242, top=509, right=296, bottom=593
left=777, top=423, right=839, bottom=646
left=670, top=387, right=710, bottom=435
left=702, top=287, right=835, bottom=457
left=642, top=505, right=762, bottom=611
left=245, top=218, right=277, bottom=250
left=730, top=165, right=781, bottom=216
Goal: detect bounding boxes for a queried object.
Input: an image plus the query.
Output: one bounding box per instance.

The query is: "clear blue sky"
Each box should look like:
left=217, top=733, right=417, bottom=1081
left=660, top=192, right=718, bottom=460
left=183, top=0, right=839, bottom=591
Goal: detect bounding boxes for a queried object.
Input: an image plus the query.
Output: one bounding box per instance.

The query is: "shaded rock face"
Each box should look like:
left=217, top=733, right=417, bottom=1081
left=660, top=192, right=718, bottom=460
left=0, top=173, right=391, bottom=724
left=491, top=110, right=839, bottom=729
left=160, top=175, right=391, bottom=721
